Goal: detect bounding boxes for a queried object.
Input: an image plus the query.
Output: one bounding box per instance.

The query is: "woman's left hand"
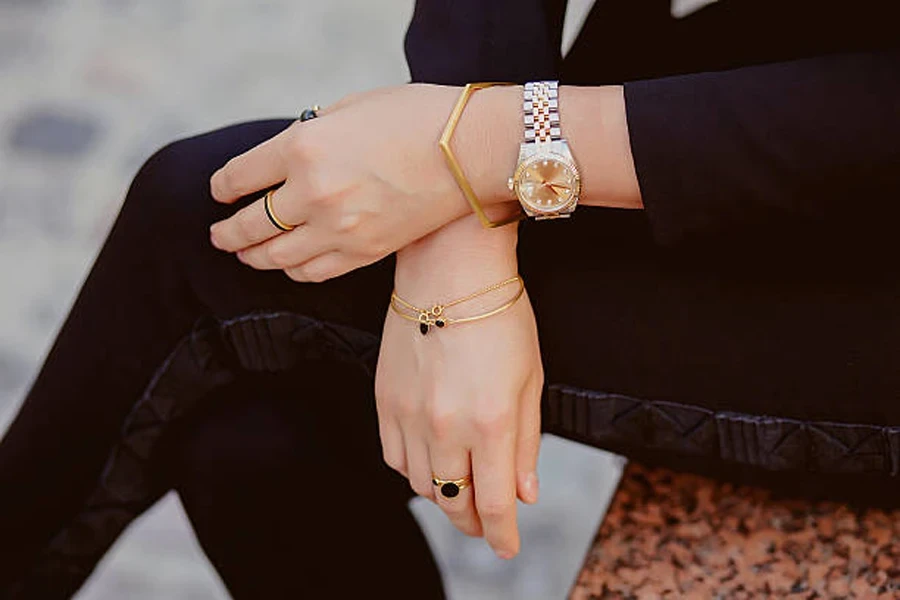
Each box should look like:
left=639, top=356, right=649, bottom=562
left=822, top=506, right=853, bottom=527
left=207, top=83, right=520, bottom=282
left=374, top=214, right=543, bottom=560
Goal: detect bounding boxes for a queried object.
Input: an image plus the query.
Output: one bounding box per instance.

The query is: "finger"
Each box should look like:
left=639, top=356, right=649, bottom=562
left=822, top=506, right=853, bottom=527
left=283, top=251, right=356, bottom=284
left=516, top=383, right=542, bottom=505
left=210, top=128, right=293, bottom=203
left=210, top=184, right=304, bottom=253
left=236, top=225, right=328, bottom=271
left=405, top=433, right=435, bottom=502
left=472, top=426, right=520, bottom=559
left=430, top=445, right=483, bottom=538
left=378, top=415, right=407, bottom=478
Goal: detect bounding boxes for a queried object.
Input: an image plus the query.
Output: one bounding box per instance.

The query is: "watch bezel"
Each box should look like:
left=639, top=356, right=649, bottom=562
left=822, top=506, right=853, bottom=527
left=512, top=152, right=582, bottom=215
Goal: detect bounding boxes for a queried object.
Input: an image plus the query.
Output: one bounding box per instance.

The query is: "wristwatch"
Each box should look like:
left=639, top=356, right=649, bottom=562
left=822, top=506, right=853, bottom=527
left=507, top=81, right=582, bottom=220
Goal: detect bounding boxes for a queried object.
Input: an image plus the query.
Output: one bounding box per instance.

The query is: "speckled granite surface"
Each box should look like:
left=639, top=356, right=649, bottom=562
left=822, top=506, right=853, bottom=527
left=571, top=463, right=900, bottom=599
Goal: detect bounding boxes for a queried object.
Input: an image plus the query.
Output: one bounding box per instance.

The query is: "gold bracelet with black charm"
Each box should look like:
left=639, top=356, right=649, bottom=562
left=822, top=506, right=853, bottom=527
left=389, top=276, right=524, bottom=335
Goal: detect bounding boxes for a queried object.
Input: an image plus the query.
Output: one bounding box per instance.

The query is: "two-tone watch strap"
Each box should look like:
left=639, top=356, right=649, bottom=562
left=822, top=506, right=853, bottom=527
left=523, top=81, right=560, bottom=144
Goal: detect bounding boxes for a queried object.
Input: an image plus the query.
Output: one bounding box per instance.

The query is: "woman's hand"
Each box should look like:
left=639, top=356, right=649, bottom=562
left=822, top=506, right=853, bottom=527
left=207, top=83, right=521, bottom=282
left=374, top=214, right=543, bottom=559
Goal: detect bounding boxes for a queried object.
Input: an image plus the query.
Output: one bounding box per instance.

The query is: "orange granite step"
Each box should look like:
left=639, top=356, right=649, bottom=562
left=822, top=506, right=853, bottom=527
left=570, top=463, right=900, bottom=599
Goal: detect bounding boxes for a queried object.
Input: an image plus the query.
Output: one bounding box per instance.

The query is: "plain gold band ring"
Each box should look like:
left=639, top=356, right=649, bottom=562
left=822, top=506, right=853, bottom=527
left=263, top=190, right=295, bottom=232
left=432, top=475, right=472, bottom=499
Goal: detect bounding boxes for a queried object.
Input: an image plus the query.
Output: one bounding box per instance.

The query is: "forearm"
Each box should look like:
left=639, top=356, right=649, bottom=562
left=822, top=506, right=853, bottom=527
left=454, top=50, right=900, bottom=248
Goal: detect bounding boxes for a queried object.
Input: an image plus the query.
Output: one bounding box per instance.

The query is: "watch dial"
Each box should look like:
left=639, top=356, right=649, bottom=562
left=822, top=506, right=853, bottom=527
left=516, top=158, right=578, bottom=212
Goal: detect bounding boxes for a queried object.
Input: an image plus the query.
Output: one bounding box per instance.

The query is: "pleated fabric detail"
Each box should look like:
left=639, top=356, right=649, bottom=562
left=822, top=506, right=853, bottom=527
left=547, top=385, right=900, bottom=475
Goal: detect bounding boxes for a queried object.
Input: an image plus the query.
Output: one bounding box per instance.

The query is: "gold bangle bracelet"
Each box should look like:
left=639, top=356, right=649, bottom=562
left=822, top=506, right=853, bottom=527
left=439, top=83, right=524, bottom=229
left=390, top=275, right=524, bottom=335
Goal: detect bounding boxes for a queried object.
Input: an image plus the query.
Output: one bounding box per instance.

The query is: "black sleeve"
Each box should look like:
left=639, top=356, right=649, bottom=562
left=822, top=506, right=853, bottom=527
left=404, top=0, right=566, bottom=86
left=625, top=50, right=900, bottom=246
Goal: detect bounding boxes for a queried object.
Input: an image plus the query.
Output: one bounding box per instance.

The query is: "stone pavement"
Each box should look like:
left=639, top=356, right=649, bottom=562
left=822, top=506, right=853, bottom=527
left=0, top=1, right=622, bottom=598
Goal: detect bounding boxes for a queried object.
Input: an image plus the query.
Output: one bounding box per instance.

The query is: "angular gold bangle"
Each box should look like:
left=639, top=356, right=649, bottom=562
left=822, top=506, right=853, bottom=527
left=439, top=82, right=524, bottom=229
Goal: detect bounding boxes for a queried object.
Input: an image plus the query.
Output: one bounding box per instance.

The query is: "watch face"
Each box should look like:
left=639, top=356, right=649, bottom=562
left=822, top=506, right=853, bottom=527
left=514, top=155, right=580, bottom=213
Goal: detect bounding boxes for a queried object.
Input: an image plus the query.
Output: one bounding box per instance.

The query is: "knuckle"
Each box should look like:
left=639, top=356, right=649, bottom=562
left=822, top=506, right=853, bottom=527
left=285, top=133, right=314, bottom=162
left=302, top=167, right=331, bottom=204
left=411, top=481, right=433, bottom=498
left=374, top=382, right=397, bottom=411
left=426, top=407, right=457, bottom=440
left=284, top=266, right=306, bottom=282
left=393, top=396, right=419, bottom=420
left=336, top=211, right=362, bottom=235
left=219, top=159, right=248, bottom=197
left=474, top=406, right=514, bottom=435
left=214, top=163, right=236, bottom=195
left=378, top=391, right=415, bottom=419
left=478, top=500, right=513, bottom=520
left=303, top=264, right=332, bottom=283
left=266, top=244, right=293, bottom=268
left=382, top=451, right=406, bottom=474
left=235, top=210, right=257, bottom=240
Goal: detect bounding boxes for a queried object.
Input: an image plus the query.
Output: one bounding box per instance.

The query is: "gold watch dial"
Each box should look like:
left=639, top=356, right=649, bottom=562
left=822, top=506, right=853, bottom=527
left=514, top=156, right=580, bottom=213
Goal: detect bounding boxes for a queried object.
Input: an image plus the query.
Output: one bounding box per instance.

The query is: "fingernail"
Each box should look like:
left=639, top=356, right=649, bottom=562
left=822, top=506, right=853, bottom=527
left=496, top=550, right=515, bottom=560
left=526, top=472, right=540, bottom=503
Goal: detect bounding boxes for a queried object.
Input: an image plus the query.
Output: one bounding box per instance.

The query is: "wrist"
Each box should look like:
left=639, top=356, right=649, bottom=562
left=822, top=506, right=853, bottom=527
left=395, top=213, right=518, bottom=299
left=451, top=84, right=522, bottom=210
left=448, top=82, right=642, bottom=215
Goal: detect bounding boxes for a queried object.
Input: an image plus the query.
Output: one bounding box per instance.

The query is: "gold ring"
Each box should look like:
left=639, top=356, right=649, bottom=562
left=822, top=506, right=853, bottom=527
left=432, top=475, right=472, bottom=499
left=263, top=190, right=295, bottom=232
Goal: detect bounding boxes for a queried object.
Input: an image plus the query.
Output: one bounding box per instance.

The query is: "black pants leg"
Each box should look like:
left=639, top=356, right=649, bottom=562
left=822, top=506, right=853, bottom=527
left=0, top=119, right=443, bottom=598
left=158, top=364, right=441, bottom=599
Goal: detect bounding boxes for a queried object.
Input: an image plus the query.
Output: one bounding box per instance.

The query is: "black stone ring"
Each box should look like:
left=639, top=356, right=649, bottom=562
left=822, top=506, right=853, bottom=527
left=299, top=105, right=320, bottom=122
left=432, top=475, right=472, bottom=499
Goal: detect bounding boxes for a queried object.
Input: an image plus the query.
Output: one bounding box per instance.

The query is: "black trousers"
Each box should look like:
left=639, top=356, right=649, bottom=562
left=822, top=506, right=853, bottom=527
left=2, top=119, right=899, bottom=598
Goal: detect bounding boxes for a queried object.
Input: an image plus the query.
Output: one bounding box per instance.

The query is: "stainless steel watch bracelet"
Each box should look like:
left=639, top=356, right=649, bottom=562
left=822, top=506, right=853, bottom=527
left=523, top=80, right=561, bottom=144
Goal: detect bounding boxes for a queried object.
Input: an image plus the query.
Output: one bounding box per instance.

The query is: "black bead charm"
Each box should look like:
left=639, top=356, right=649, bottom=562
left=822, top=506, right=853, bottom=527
left=299, top=108, right=318, bottom=122
left=440, top=482, right=460, bottom=498
left=435, top=319, right=445, bottom=328
left=419, top=323, right=429, bottom=335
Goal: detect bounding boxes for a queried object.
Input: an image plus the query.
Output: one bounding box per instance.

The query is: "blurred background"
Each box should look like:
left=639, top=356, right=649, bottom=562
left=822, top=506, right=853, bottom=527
left=0, top=1, right=624, bottom=598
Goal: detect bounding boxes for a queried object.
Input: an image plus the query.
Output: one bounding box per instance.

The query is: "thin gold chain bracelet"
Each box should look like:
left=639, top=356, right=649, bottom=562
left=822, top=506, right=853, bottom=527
left=390, top=275, right=524, bottom=335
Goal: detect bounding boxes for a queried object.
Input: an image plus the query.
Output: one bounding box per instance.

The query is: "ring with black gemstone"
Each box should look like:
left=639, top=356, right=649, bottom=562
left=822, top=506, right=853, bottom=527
left=432, top=475, right=472, bottom=499
left=299, top=105, right=320, bottom=122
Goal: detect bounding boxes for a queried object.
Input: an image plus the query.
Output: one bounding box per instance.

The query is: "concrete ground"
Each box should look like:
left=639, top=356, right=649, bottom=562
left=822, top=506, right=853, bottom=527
left=0, top=1, right=623, bottom=598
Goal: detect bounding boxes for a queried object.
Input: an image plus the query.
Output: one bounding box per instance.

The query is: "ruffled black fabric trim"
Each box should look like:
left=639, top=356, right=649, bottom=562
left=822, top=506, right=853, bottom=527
left=546, top=385, right=900, bottom=476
